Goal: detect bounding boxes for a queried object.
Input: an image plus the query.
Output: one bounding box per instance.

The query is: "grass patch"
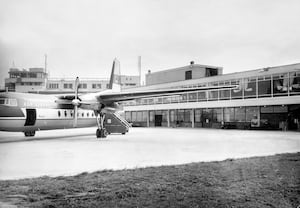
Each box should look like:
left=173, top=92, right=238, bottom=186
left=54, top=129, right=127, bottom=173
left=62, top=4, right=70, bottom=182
left=0, top=153, right=299, bottom=207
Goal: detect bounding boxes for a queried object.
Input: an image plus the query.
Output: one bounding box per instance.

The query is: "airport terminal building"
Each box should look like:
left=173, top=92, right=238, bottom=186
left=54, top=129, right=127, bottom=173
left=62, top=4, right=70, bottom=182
left=122, top=62, right=300, bottom=131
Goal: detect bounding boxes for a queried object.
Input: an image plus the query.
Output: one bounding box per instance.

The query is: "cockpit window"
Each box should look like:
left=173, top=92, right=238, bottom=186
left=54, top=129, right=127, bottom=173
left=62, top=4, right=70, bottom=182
left=0, top=98, right=18, bottom=106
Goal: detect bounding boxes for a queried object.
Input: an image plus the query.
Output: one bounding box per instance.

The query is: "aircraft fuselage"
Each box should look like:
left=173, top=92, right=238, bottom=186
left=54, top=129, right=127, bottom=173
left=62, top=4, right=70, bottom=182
left=0, top=92, right=96, bottom=133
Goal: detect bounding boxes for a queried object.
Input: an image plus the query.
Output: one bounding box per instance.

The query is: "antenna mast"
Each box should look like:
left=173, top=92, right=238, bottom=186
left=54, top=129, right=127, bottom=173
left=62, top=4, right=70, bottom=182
left=138, top=56, right=141, bottom=86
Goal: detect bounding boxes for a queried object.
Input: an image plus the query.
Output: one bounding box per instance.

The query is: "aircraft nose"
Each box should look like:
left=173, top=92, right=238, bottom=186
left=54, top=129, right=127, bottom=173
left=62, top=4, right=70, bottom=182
left=0, top=105, right=25, bottom=117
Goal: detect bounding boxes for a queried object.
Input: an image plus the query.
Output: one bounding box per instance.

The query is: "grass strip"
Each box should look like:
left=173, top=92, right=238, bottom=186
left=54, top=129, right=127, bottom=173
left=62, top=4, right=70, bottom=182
left=0, top=152, right=299, bottom=207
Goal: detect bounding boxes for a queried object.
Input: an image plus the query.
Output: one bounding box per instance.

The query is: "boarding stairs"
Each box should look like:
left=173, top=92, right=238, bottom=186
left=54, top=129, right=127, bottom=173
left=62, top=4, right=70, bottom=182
left=105, top=112, right=130, bottom=134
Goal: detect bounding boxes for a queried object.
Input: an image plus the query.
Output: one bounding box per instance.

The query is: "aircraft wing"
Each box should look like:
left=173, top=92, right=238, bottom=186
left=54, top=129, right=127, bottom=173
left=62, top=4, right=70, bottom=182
left=97, top=85, right=236, bottom=103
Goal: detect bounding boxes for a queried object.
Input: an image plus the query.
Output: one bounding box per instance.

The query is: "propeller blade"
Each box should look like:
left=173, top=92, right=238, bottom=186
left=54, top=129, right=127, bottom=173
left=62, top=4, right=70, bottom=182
left=75, top=77, right=79, bottom=99
left=73, top=105, right=78, bottom=127
left=73, top=77, right=80, bottom=127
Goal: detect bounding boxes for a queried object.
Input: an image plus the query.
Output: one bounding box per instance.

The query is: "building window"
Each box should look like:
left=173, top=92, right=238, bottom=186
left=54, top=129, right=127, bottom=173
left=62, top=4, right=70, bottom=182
left=137, top=111, right=143, bottom=122
left=224, top=108, right=235, bottom=122
left=208, top=90, right=218, bottom=101
left=231, top=80, right=243, bottom=99
left=258, top=76, right=271, bottom=97
left=212, top=108, right=223, bottom=122
left=246, top=107, right=259, bottom=122
left=125, top=111, right=131, bottom=122
left=64, top=111, right=67, bottom=117
left=185, top=70, right=192, bottom=80
left=92, top=84, right=101, bottom=89
left=79, top=83, right=87, bottom=89
left=64, top=83, right=73, bottom=89
left=244, top=78, right=257, bottom=98
left=234, top=107, right=246, bottom=122
left=142, top=111, right=148, bottom=122
left=194, top=109, right=202, bottom=122
left=290, top=72, right=300, bottom=95
left=205, top=68, right=218, bottom=77
left=49, top=83, right=59, bottom=89
left=197, top=91, right=206, bottom=101
left=58, top=111, right=61, bottom=117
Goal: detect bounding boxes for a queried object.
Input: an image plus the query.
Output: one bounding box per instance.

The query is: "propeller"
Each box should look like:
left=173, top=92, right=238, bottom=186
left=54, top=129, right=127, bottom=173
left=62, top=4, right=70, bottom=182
left=72, top=77, right=80, bottom=127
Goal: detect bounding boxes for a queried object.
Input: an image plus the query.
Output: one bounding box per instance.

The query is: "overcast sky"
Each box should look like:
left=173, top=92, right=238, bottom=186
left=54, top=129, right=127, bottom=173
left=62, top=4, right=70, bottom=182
left=1, top=0, right=300, bottom=86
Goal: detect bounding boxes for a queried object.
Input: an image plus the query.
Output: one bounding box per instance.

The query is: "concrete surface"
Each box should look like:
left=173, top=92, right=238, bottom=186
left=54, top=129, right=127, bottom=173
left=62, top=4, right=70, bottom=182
left=0, top=127, right=299, bottom=180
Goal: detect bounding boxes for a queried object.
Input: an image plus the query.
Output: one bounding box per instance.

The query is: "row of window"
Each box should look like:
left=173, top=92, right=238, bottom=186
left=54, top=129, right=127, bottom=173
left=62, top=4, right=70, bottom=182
left=125, top=106, right=288, bottom=123
left=124, top=72, right=300, bottom=106
left=0, top=98, right=18, bottom=106
left=10, top=72, right=45, bottom=78
left=48, top=83, right=109, bottom=89
left=20, top=82, right=43, bottom=86
left=57, top=110, right=95, bottom=118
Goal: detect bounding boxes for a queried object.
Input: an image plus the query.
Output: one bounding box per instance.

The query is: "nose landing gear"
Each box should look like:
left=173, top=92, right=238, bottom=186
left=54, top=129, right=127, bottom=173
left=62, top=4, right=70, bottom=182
left=95, top=112, right=107, bottom=138
left=24, top=131, right=36, bottom=137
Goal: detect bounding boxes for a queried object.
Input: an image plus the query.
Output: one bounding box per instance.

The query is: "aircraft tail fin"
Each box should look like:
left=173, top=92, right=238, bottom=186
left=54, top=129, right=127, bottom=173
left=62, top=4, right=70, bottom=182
left=108, top=58, right=121, bottom=92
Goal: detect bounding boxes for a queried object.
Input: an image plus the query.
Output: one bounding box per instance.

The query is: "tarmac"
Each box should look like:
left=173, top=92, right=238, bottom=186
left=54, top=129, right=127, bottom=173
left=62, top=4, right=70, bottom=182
left=0, top=127, right=299, bottom=180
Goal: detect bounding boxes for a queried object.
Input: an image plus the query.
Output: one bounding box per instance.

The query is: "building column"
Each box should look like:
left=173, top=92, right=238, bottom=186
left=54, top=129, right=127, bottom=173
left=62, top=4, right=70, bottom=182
left=191, top=109, right=195, bottom=128
left=167, top=109, right=170, bottom=127
left=147, top=110, right=150, bottom=127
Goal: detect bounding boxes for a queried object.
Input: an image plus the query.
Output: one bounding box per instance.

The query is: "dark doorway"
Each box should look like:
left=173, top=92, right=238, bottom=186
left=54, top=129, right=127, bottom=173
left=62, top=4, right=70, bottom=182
left=155, top=115, right=162, bottom=127
left=288, top=105, right=300, bottom=130
left=25, top=109, right=36, bottom=126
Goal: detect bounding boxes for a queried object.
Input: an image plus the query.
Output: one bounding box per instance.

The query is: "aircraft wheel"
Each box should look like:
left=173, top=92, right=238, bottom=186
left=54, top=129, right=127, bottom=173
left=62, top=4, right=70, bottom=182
left=96, top=129, right=107, bottom=138
left=96, top=129, right=101, bottom=138
left=24, top=131, right=35, bottom=137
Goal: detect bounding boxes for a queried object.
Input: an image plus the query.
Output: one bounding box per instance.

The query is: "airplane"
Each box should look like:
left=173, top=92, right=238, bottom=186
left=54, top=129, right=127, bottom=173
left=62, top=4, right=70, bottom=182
left=0, top=59, right=238, bottom=138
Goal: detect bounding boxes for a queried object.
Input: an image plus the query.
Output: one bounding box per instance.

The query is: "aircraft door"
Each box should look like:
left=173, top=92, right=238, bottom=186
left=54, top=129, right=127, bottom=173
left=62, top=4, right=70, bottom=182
left=25, top=109, right=36, bottom=126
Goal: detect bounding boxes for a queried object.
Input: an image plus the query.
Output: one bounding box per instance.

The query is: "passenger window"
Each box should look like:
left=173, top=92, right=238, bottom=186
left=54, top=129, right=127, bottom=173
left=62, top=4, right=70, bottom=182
left=58, top=111, right=61, bottom=117
left=87, top=113, right=89, bottom=117
left=82, top=113, right=84, bottom=117
left=64, top=111, right=67, bottom=117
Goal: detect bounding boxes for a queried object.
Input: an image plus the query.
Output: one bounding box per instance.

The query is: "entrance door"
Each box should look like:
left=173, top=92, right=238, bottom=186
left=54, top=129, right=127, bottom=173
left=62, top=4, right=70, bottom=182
left=155, top=115, right=162, bottom=127
left=25, top=109, right=36, bottom=126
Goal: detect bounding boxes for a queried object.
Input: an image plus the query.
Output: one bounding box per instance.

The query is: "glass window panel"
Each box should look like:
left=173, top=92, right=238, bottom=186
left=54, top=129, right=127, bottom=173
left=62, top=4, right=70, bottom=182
left=182, top=94, right=188, bottom=102
left=162, top=111, right=168, bottom=122
left=188, top=93, right=197, bottom=102
left=163, top=97, right=171, bottom=104
left=171, top=96, right=179, bottom=103
left=149, top=111, right=155, bottom=122
left=195, top=109, right=202, bottom=122
left=235, top=107, right=246, bottom=122
left=184, top=110, right=191, bottom=122
left=244, top=79, right=256, bottom=98
left=220, top=89, right=230, bottom=100
left=231, top=80, right=242, bottom=99
left=197, top=91, right=206, bottom=101
left=208, top=90, right=218, bottom=101
left=202, top=109, right=212, bottom=122
left=212, top=108, right=222, bottom=122
left=290, top=72, right=300, bottom=94
left=258, top=80, right=271, bottom=97
left=137, top=111, right=143, bottom=122
left=224, top=108, right=234, bottom=122
left=170, top=110, right=175, bottom=122
left=260, top=106, right=273, bottom=113
left=125, top=111, right=131, bottom=122
left=246, top=107, right=259, bottom=122
left=273, top=74, right=288, bottom=96
left=273, top=105, right=288, bottom=113
left=132, top=111, right=137, bottom=122
left=142, top=111, right=148, bottom=122
left=178, top=110, right=184, bottom=122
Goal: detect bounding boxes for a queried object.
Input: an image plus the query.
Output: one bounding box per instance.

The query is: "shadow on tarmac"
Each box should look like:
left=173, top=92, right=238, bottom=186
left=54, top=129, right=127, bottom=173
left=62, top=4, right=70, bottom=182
left=0, top=132, right=99, bottom=144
